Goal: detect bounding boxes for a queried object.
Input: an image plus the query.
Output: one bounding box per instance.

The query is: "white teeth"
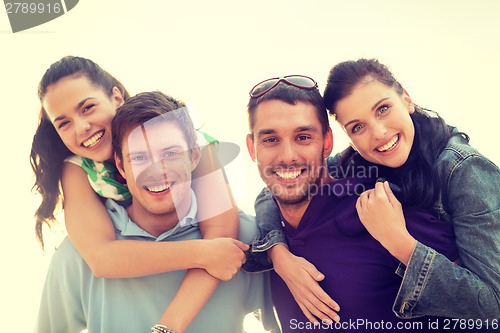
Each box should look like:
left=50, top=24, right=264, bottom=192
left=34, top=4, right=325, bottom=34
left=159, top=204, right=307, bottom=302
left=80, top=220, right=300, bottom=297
left=146, top=183, right=170, bottom=193
left=377, top=135, right=399, bottom=152
left=83, top=131, right=104, bottom=148
left=276, top=170, right=302, bottom=179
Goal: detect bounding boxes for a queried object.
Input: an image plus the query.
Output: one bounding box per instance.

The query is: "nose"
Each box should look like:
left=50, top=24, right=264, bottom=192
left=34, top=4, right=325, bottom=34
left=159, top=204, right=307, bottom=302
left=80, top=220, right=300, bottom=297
left=75, top=116, right=91, bottom=136
left=372, top=121, right=388, bottom=140
left=134, top=159, right=169, bottom=185
left=278, top=140, right=298, bottom=165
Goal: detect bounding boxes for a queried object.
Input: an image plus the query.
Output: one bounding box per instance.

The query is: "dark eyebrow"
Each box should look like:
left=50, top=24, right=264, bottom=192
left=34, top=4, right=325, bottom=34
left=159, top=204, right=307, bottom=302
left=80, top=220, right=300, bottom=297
left=256, top=125, right=318, bottom=138
left=127, top=150, right=148, bottom=157
left=295, top=125, right=318, bottom=133
left=53, top=115, right=66, bottom=123
left=128, top=145, right=184, bottom=157
left=371, top=97, right=389, bottom=112
left=256, top=129, right=276, bottom=139
left=76, top=97, right=95, bottom=111
left=52, top=97, right=95, bottom=124
left=343, top=97, right=389, bottom=129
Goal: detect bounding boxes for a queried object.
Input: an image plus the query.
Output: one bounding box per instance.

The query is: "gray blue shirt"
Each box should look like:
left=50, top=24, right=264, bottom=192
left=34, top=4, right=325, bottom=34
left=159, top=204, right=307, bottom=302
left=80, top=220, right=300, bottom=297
left=35, top=192, right=276, bottom=333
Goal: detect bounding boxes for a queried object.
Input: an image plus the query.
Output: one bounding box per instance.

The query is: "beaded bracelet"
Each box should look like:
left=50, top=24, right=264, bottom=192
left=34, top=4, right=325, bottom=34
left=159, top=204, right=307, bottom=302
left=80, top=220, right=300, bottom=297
left=151, top=324, right=178, bottom=333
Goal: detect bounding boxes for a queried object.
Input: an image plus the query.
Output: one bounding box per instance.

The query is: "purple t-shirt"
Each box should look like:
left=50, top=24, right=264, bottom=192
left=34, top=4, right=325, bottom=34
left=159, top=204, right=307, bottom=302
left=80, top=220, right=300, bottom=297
left=272, top=178, right=459, bottom=332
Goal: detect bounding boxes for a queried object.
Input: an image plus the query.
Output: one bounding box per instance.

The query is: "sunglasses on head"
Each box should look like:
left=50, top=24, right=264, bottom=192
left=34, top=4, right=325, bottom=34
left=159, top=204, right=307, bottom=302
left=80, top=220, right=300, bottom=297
left=249, top=75, right=318, bottom=98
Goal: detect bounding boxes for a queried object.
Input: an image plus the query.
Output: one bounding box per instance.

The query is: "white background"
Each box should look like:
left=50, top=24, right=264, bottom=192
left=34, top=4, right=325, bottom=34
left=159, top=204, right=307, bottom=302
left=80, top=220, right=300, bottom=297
left=0, top=0, right=499, bottom=331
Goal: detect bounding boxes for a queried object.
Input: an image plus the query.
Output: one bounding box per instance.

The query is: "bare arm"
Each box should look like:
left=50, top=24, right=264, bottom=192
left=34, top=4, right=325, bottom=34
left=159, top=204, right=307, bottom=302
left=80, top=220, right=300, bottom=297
left=194, top=142, right=239, bottom=240
left=158, top=270, right=219, bottom=332
left=62, top=162, right=245, bottom=279
left=157, top=142, right=244, bottom=331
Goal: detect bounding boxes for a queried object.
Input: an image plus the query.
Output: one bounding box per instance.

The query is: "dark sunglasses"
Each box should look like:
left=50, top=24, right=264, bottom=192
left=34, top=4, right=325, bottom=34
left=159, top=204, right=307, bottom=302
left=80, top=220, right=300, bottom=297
left=249, top=75, right=318, bottom=98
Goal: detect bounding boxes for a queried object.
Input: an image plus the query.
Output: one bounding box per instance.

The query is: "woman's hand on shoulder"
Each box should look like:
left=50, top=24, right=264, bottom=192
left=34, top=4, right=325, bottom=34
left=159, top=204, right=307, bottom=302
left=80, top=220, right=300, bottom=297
left=200, top=238, right=249, bottom=281
left=356, top=181, right=416, bottom=265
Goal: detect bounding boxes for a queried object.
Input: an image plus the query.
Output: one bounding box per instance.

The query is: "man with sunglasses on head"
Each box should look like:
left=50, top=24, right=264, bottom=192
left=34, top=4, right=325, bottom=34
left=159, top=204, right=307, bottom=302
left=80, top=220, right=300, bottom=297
left=244, top=76, right=458, bottom=332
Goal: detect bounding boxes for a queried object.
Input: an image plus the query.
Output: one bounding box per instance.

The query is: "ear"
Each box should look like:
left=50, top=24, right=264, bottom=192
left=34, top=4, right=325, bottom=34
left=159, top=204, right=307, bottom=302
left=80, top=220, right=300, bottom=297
left=403, top=89, right=414, bottom=114
left=114, top=151, right=126, bottom=180
left=323, top=127, right=334, bottom=159
left=111, top=86, right=125, bottom=108
left=246, top=133, right=256, bottom=162
left=190, top=145, right=202, bottom=171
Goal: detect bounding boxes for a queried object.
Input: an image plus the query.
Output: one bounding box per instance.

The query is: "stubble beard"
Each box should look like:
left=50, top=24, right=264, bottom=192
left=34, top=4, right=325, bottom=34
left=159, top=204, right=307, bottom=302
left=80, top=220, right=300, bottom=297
left=267, top=163, right=324, bottom=206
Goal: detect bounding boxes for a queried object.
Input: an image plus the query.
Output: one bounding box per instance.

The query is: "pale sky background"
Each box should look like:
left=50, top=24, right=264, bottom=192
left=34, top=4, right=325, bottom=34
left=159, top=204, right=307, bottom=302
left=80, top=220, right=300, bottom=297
left=1, top=0, right=499, bottom=331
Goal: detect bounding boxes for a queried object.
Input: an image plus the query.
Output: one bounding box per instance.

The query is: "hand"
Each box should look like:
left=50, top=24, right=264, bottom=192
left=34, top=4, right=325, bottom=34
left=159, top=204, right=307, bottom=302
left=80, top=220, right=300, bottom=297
left=201, top=238, right=248, bottom=281
left=356, top=181, right=416, bottom=265
left=269, top=244, right=340, bottom=324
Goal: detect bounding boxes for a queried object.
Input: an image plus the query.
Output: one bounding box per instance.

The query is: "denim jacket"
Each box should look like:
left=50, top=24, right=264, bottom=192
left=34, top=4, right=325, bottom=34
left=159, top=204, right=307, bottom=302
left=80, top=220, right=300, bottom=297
left=394, top=132, right=500, bottom=321
left=246, top=131, right=500, bottom=323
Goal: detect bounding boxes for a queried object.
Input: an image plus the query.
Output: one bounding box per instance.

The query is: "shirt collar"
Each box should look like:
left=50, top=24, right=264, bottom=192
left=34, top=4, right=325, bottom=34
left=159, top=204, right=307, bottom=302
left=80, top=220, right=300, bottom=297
left=106, top=190, right=199, bottom=240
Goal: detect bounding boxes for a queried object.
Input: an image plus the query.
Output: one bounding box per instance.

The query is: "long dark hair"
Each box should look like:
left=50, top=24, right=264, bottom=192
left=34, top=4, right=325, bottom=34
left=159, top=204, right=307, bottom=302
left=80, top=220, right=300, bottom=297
left=324, top=58, right=468, bottom=210
left=30, top=56, right=130, bottom=249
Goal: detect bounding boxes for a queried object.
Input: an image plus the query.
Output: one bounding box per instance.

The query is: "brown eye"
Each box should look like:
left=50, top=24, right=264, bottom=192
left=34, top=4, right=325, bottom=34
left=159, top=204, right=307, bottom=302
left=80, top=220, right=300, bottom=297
left=297, top=135, right=310, bottom=141
left=263, top=137, right=278, bottom=143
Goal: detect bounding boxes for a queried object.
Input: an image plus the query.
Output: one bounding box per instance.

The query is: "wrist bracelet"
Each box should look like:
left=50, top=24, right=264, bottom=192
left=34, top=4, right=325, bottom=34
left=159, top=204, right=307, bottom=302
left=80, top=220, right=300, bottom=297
left=151, top=324, right=178, bottom=333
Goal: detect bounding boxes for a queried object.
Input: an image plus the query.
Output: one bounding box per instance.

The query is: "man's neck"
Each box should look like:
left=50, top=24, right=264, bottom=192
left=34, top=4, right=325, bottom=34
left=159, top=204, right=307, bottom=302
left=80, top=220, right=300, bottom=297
left=277, top=169, right=335, bottom=229
left=126, top=198, right=191, bottom=238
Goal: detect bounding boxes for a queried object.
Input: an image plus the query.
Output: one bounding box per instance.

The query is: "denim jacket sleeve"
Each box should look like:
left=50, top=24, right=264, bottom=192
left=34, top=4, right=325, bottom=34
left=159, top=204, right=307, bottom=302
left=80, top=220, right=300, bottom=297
left=394, top=150, right=500, bottom=319
left=252, top=187, right=288, bottom=252
left=242, top=187, right=288, bottom=272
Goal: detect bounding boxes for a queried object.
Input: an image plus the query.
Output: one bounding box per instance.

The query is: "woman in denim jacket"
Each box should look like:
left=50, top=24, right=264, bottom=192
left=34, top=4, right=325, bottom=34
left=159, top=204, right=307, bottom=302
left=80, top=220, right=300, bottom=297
left=248, top=59, right=500, bottom=328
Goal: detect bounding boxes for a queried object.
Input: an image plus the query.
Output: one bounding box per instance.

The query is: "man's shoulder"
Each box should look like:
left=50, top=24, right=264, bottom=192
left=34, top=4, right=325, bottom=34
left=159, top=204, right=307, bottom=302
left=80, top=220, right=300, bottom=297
left=47, top=237, right=88, bottom=278
left=53, top=237, right=82, bottom=260
left=238, top=210, right=255, bottom=223
left=104, top=199, right=130, bottom=231
left=237, top=210, right=257, bottom=245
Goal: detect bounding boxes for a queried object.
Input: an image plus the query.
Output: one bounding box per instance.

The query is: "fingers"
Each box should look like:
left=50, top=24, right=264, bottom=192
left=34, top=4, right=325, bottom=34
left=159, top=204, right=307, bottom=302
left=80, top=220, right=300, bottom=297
left=299, top=294, right=340, bottom=324
left=302, top=260, right=325, bottom=281
left=374, top=181, right=388, bottom=200
left=232, top=240, right=248, bottom=266
left=297, top=261, right=341, bottom=322
left=315, top=288, right=340, bottom=313
left=232, top=239, right=250, bottom=251
left=310, top=291, right=340, bottom=322
left=297, top=302, right=320, bottom=325
left=356, top=190, right=370, bottom=213
left=364, top=182, right=392, bottom=207
left=383, top=181, right=400, bottom=207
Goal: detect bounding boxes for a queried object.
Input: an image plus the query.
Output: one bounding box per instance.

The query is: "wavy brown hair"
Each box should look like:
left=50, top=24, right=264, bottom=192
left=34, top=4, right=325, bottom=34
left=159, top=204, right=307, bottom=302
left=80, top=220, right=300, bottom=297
left=30, top=56, right=130, bottom=249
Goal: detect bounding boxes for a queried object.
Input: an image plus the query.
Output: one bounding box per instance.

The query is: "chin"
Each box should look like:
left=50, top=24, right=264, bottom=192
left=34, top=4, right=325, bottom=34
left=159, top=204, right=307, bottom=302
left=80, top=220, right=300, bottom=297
left=385, top=156, right=409, bottom=168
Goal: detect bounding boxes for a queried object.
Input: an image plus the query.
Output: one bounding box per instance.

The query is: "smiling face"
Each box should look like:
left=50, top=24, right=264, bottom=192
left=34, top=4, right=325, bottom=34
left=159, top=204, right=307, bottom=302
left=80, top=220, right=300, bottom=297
left=334, top=79, right=415, bottom=168
left=116, top=119, right=200, bottom=229
left=42, top=75, right=124, bottom=162
left=247, top=99, right=332, bottom=206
